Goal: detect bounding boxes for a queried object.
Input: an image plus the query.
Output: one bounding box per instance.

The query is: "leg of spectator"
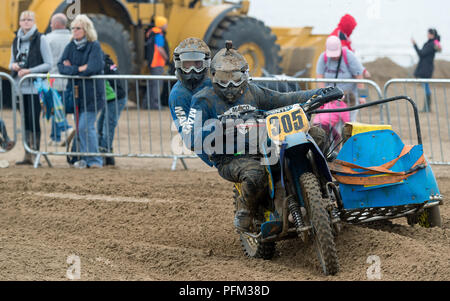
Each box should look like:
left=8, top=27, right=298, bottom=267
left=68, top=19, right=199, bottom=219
left=106, top=97, right=127, bottom=152
left=97, top=106, right=106, bottom=151
left=150, top=67, right=164, bottom=109
left=79, top=111, right=103, bottom=168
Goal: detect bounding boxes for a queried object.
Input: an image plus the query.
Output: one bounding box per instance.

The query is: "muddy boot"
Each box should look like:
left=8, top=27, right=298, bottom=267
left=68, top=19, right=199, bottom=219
left=234, top=195, right=253, bottom=232
left=421, top=94, right=432, bottom=112
left=16, top=131, right=33, bottom=165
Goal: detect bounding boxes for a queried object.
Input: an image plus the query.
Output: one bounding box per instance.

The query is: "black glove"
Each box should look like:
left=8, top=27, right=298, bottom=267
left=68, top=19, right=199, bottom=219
left=303, top=87, right=344, bottom=113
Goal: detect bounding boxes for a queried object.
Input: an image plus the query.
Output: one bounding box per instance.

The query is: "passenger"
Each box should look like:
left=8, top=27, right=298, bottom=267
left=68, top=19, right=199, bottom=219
left=0, top=118, right=15, bottom=152
left=330, top=14, right=357, bottom=52
left=182, top=42, right=331, bottom=232
left=46, top=13, right=75, bottom=146
left=316, top=35, right=365, bottom=122
left=412, top=28, right=442, bottom=112
left=145, top=16, right=169, bottom=110
left=9, top=10, right=53, bottom=165
left=168, top=37, right=214, bottom=167
left=97, top=54, right=127, bottom=167
left=58, top=14, right=105, bottom=169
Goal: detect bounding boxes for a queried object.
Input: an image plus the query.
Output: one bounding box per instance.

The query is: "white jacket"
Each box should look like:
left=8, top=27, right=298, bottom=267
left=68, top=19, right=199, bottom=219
left=45, top=29, right=72, bottom=91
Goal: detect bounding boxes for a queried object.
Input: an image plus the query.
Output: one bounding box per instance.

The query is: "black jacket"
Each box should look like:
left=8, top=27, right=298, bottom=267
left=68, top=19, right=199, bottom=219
left=104, top=55, right=126, bottom=100
left=414, top=39, right=437, bottom=78
left=11, top=30, right=43, bottom=78
left=58, top=40, right=105, bottom=112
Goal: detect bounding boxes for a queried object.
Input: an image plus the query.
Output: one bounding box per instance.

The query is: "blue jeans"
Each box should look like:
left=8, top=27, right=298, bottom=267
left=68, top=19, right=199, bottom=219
left=97, top=98, right=127, bottom=153
left=77, top=111, right=103, bottom=167
left=422, top=83, right=431, bottom=96
left=50, top=116, right=72, bottom=142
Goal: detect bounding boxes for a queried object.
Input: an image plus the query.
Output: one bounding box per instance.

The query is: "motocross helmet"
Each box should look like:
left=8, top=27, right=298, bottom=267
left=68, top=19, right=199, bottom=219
left=211, top=41, right=249, bottom=103
left=174, top=37, right=211, bottom=90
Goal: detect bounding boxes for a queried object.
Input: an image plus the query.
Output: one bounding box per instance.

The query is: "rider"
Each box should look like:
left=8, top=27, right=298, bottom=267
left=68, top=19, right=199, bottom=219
left=169, top=37, right=214, bottom=167
left=183, top=41, right=332, bottom=232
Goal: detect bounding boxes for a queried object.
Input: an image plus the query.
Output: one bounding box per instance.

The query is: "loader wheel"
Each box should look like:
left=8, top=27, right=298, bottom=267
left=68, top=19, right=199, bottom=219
left=233, top=187, right=276, bottom=260
left=209, top=16, right=282, bottom=76
left=88, top=14, right=137, bottom=75
left=300, top=172, right=339, bottom=275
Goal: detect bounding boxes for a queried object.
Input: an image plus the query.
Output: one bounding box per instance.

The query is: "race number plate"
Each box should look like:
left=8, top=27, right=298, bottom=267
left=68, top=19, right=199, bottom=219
left=266, top=106, right=310, bottom=142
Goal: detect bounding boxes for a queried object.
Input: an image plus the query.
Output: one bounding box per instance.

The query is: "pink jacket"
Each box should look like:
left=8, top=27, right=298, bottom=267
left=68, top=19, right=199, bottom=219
left=313, top=100, right=350, bottom=127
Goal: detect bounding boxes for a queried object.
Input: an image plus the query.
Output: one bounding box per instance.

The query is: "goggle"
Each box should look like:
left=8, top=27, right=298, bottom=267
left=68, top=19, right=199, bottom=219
left=212, top=70, right=249, bottom=88
left=175, top=52, right=210, bottom=73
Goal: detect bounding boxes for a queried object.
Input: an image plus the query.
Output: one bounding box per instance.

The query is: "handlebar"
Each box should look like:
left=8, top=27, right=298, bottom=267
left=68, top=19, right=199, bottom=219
left=218, top=87, right=344, bottom=122
left=301, top=86, right=344, bottom=113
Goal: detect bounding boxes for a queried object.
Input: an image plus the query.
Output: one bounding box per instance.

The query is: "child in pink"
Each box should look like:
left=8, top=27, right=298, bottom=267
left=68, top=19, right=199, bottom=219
left=313, top=100, right=350, bottom=149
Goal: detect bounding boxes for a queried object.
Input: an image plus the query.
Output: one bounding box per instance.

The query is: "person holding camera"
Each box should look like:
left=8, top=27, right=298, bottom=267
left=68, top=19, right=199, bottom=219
left=412, top=28, right=442, bottom=112
left=9, top=11, right=52, bottom=165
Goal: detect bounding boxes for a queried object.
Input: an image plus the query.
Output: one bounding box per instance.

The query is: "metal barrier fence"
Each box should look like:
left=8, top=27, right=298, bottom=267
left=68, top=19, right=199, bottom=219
left=15, top=74, right=386, bottom=169
left=0, top=72, right=18, bottom=155
left=17, top=74, right=193, bottom=169
left=384, top=79, right=450, bottom=165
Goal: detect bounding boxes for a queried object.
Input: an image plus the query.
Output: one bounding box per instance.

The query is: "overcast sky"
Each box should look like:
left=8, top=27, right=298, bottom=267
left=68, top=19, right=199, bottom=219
left=247, top=0, right=450, bottom=65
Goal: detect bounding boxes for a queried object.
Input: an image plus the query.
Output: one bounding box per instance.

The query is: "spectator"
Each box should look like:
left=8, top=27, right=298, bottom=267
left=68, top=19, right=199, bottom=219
left=145, top=16, right=169, bottom=110
left=316, top=35, right=365, bottom=122
left=58, top=14, right=105, bottom=169
left=330, top=14, right=357, bottom=52
left=9, top=10, right=53, bottom=165
left=46, top=13, right=75, bottom=146
left=412, top=28, right=442, bottom=112
left=97, top=54, right=127, bottom=166
left=330, top=14, right=370, bottom=79
left=0, top=118, right=15, bottom=152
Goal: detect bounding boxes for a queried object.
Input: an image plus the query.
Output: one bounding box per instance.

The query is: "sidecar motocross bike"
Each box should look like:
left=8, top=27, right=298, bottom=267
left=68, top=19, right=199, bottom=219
left=221, top=87, right=344, bottom=276
left=222, top=91, right=443, bottom=276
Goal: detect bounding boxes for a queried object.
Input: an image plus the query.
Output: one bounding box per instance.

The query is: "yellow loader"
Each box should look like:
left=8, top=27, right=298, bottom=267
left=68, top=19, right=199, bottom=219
left=0, top=0, right=326, bottom=77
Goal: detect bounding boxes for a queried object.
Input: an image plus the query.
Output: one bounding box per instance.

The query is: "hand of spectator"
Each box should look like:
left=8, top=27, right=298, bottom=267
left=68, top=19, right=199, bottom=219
left=411, top=38, right=416, bottom=45
left=78, top=64, right=88, bottom=72
left=18, top=69, right=30, bottom=78
left=359, top=97, right=367, bottom=105
left=63, top=60, right=72, bottom=67
left=12, top=63, right=21, bottom=72
left=363, top=69, right=371, bottom=78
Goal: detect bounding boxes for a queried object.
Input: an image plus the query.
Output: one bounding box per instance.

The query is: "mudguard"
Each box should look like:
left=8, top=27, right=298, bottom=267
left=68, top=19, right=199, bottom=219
left=284, top=132, right=332, bottom=182
left=335, top=129, right=440, bottom=210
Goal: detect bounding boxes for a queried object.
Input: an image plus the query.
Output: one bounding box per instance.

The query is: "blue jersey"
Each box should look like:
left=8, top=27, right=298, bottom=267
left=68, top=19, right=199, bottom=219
left=169, top=78, right=215, bottom=167
left=182, top=83, right=322, bottom=164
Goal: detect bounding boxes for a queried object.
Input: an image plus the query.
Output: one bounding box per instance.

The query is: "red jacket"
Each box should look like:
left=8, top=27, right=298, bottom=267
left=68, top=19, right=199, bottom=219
left=330, top=14, right=357, bottom=51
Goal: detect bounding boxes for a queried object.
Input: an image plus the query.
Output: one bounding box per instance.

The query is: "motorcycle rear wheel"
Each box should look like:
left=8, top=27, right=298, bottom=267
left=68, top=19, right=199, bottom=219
left=300, top=172, right=339, bottom=275
left=233, top=187, right=276, bottom=260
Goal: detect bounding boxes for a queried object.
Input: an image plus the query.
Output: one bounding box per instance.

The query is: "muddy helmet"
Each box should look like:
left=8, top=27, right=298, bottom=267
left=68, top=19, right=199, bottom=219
left=174, top=37, right=211, bottom=90
left=211, top=41, right=249, bottom=103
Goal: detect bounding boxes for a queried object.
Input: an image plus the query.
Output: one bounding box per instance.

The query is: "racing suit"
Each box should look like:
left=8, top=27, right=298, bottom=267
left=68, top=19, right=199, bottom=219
left=169, top=78, right=215, bottom=167
left=182, top=82, right=327, bottom=217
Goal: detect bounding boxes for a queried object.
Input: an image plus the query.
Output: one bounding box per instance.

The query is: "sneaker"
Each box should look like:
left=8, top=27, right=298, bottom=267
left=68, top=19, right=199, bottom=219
left=60, top=128, right=76, bottom=147
left=1, top=141, right=15, bottom=152
left=73, top=160, right=87, bottom=169
left=48, top=140, right=60, bottom=147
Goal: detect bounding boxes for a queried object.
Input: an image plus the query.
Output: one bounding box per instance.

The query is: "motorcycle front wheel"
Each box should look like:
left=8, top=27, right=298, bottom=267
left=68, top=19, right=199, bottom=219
left=300, top=172, right=339, bottom=275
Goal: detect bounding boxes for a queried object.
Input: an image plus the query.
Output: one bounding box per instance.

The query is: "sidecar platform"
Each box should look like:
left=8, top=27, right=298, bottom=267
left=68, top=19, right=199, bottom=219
left=330, top=126, right=442, bottom=224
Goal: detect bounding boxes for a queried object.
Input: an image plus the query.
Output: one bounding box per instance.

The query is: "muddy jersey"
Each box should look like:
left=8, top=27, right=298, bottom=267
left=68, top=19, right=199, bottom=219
left=182, top=82, right=323, bottom=163
left=169, top=78, right=214, bottom=167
